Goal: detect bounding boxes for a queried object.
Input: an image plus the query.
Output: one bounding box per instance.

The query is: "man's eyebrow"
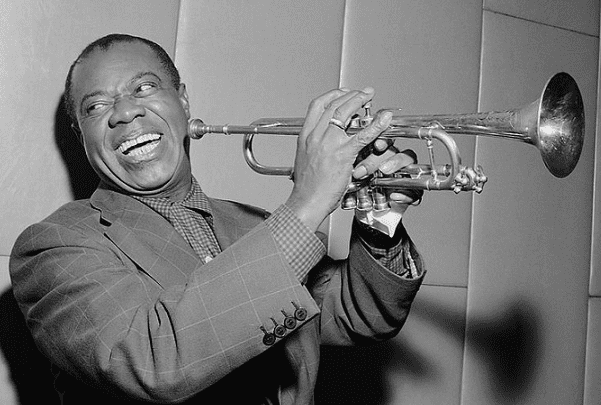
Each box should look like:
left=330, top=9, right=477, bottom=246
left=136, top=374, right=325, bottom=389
left=79, top=71, right=163, bottom=112
left=128, top=71, right=163, bottom=87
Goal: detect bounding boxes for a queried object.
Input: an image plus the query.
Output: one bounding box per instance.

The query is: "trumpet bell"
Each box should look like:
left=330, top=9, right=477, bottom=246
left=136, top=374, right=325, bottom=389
left=534, top=72, right=585, bottom=178
left=385, top=72, right=585, bottom=179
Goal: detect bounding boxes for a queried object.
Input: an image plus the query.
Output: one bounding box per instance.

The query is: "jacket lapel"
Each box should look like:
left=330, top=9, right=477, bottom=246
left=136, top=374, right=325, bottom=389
left=90, top=186, right=202, bottom=287
left=88, top=187, right=269, bottom=288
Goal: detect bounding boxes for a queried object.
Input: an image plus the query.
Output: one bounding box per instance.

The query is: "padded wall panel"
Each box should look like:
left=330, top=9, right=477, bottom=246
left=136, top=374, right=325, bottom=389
left=324, top=1, right=483, bottom=403
left=175, top=0, right=346, bottom=216
left=584, top=298, right=601, bottom=405
left=333, top=0, right=483, bottom=285
left=463, top=11, right=598, bottom=405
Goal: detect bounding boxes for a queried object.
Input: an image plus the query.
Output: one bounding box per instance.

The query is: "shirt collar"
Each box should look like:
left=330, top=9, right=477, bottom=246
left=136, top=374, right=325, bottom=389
left=132, top=176, right=213, bottom=218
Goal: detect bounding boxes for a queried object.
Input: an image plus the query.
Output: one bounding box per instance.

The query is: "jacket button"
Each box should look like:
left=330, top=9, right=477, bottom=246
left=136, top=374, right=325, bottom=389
left=271, top=318, right=287, bottom=338
left=260, top=327, right=276, bottom=346
left=292, top=301, right=307, bottom=321
left=281, top=310, right=297, bottom=329
left=263, top=334, right=276, bottom=346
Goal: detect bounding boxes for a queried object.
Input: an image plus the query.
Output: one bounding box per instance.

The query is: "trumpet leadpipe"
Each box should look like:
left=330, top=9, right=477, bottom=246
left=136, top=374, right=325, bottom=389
left=188, top=118, right=305, bottom=139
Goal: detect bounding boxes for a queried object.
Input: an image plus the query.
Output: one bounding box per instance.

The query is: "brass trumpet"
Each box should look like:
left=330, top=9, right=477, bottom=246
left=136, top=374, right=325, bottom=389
left=188, top=72, right=584, bottom=210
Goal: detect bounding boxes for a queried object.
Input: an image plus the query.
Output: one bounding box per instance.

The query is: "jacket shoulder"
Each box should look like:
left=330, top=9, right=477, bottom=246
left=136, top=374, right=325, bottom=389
left=31, top=199, right=104, bottom=237
left=13, top=199, right=102, bottom=250
left=44, top=199, right=99, bottom=226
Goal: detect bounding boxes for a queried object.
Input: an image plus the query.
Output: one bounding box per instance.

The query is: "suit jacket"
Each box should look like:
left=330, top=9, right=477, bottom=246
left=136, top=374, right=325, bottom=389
left=10, top=184, right=424, bottom=404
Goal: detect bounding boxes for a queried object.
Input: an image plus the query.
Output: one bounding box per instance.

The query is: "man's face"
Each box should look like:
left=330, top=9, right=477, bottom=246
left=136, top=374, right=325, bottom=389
left=71, top=41, right=191, bottom=197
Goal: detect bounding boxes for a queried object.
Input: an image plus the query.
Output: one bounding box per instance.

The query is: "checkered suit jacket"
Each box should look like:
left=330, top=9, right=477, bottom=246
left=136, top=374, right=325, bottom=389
left=10, top=184, right=424, bottom=404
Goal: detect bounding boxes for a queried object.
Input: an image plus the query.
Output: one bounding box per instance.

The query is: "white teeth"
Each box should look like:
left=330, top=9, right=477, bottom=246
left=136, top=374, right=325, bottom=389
left=128, top=141, right=159, bottom=157
left=118, top=133, right=161, bottom=155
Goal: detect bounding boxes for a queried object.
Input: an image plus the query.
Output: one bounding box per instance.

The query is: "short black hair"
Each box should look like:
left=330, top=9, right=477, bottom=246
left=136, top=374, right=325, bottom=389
left=64, top=33, right=181, bottom=130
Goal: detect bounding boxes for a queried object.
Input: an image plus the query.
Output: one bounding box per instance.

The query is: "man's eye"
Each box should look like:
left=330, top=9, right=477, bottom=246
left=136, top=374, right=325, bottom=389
left=136, top=82, right=158, bottom=95
left=85, top=102, right=108, bottom=115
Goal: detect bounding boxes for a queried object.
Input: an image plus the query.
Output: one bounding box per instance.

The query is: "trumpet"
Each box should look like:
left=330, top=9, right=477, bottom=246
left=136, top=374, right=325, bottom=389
left=188, top=72, right=584, bottom=211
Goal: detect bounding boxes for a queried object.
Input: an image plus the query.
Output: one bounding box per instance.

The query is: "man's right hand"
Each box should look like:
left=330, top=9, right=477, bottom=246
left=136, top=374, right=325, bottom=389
left=285, top=87, right=392, bottom=232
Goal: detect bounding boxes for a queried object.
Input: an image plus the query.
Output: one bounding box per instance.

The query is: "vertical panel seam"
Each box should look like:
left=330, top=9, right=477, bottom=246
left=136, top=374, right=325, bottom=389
left=173, top=0, right=184, bottom=61
left=327, top=0, right=348, bottom=251
left=589, top=9, right=601, bottom=299
left=460, top=3, right=486, bottom=404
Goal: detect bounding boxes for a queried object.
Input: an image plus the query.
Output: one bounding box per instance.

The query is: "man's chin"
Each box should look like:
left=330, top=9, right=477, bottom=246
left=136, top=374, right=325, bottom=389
left=100, top=174, right=171, bottom=196
left=96, top=156, right=191, bottom=197
left=115, top=173, right=192, bottom=199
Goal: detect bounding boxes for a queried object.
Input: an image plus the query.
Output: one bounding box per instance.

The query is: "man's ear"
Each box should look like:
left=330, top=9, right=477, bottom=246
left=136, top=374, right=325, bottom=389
left=178, top=83, right=190, bottom=119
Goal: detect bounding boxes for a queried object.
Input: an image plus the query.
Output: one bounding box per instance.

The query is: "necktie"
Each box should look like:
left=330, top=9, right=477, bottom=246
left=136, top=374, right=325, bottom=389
left=134, top=178, right=221, bottom=263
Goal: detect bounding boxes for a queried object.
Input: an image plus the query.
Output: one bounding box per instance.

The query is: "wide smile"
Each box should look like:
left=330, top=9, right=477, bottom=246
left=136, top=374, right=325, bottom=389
left=118, top=133, right=162, bottom=158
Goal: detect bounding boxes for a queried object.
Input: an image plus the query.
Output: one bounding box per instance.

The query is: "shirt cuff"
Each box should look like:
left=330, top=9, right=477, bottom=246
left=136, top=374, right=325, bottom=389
left=265, top=204, right=327, bottom=283
left=354, top=219, right=423, bottom=279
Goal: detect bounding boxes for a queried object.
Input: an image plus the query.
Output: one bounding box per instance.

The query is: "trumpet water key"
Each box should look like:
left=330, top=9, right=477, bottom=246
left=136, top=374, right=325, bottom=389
left=188, top=72, right=584, bottom=212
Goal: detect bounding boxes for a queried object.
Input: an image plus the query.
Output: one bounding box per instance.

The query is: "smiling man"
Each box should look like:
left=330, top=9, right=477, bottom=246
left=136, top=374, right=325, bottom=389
left=10, top=34, right=425, bottom=404
left=67, top=39, right=193, bottom=199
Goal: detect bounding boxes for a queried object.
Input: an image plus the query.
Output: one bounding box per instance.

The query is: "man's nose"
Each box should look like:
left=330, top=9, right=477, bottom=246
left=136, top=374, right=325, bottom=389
left=108, top=96, right=145, bottom=127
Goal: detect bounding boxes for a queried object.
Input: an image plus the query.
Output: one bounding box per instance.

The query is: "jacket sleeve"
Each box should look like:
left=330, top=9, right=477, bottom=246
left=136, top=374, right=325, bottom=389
left=9, top=217, right=320, bottom=403
left=306, top=223, right=425, bottom=346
